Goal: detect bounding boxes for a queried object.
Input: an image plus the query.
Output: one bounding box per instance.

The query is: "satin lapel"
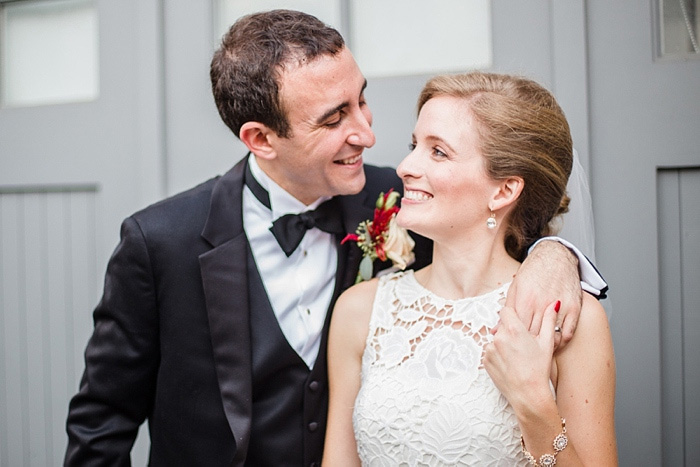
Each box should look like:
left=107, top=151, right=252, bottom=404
left=315, top=190, right=376, bottom=370
left=338, top=191, right=376, bottom=292
left=200, top=157, right=251, bottom=465
left=316, top=200, right=373, bottom=371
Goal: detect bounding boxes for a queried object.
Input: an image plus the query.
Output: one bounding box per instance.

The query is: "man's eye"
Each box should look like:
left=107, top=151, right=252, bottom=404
left=325, top=112, right=343, bottom=127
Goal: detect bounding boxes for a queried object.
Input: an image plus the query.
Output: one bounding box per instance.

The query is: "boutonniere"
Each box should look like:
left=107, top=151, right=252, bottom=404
left=341, top=188, right=416, bottom=283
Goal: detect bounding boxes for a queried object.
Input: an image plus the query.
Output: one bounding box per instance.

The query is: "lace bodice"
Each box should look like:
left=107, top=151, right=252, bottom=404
left=353, top=271, right=528, bottom=466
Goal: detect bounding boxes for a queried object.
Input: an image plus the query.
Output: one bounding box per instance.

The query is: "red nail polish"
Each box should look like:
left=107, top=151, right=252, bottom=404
left=554, top=300, right=561, bottom=312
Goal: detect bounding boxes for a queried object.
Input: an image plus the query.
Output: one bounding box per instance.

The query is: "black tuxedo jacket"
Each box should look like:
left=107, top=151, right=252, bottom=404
left=65, top=156, right=432, bottom=466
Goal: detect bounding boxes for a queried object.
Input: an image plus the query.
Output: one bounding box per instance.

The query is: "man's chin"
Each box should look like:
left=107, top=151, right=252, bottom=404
left=337, top=173, right=367, bottom=196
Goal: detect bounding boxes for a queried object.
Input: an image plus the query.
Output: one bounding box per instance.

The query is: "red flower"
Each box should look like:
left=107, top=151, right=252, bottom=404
left=342, top=189, right=411, bottom=282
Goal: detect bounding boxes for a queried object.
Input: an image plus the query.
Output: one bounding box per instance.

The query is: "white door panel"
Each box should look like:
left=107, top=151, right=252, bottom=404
left=0, top=0, right=162, bottom=464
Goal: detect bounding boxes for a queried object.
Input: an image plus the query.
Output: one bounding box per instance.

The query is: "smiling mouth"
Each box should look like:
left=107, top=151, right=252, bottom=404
left=404, top=190, right=433, bottom=201
left=334, top=154, right=362, bottom=165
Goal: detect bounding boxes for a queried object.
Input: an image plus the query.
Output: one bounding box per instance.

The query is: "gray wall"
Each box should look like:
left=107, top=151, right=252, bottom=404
left=1, top=1, right=699, bottom=465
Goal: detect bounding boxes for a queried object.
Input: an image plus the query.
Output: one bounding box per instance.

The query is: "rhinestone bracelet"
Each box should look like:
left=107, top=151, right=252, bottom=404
left=521, top=418, right=568, bottom=466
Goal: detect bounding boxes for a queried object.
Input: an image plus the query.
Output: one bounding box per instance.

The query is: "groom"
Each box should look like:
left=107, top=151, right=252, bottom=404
left=64, top=9, right=605, bottom=466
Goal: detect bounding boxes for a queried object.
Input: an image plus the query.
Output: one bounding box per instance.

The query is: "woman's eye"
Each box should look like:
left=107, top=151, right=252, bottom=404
left=433, top=147, right=447, bottom=158
left=408, top=143, right=416, bottom=151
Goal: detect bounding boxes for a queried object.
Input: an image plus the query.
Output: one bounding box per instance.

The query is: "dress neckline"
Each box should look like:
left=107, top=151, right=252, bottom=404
left=401, top=269, right=511, bottom=304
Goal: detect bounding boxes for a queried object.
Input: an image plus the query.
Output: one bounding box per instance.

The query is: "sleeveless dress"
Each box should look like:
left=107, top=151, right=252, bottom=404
left=352, top=271, right=529, bottom=466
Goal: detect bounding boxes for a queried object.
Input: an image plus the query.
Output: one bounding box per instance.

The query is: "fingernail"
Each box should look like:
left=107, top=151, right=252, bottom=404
left=554, top=300, right=561, bottom=312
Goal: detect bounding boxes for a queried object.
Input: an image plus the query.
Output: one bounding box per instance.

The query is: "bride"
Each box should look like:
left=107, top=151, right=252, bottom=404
left=322, top=72, right=617, bottom=465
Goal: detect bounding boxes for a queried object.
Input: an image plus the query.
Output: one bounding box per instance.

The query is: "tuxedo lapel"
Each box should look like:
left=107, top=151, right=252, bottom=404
left=199, top=158, right=252, bottom=465
left=337, top=187, right=377, bottom=292
left=311, top=176, right=388, bottom=380
left=313, top=193, right=374, bottom=377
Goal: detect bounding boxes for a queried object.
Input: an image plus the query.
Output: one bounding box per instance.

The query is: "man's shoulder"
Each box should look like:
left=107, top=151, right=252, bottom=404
left=363, top=163, right=401, bottom=192
left=126, top=176, right=224, bottom=240
left=133, top=177, right=219, bottom=220
left=131, top=156, right=247, bottom=225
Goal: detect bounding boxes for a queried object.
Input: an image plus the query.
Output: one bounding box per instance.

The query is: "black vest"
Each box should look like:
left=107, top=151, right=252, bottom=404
left=245, top=247, right=328, bottom=466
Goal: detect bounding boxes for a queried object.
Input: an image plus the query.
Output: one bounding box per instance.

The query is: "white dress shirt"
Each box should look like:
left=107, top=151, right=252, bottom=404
left=242, top=157, right=338, bottom=369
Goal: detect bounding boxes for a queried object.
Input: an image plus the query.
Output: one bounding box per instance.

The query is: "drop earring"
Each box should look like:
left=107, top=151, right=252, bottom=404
left=486, top=212, right=497, bottom=229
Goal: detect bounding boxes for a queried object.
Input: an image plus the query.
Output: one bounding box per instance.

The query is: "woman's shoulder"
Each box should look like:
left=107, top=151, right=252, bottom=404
left=336, top=278, right=380, bottom=313
left=334, top=277, right=382, bottom=326
left=579, top=293, right=611, bottom=335
left=330, top=278, right=382, bottom=355
left=332, top=271, right=412, bottom=337
left=556, top=293, right=613, bottom=366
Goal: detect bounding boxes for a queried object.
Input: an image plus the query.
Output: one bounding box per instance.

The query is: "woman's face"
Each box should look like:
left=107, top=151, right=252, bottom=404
left=396, top=95, right=500, bottom=242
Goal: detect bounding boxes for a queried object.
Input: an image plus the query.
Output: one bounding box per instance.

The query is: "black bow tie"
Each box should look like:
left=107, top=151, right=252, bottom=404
left=245, top=162, right=344, bottom=257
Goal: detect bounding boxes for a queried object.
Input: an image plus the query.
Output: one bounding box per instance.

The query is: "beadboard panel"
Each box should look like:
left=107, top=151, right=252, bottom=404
left=0, top=188, right=99, bottom=466
left=658, top=167, right=700, bottom=466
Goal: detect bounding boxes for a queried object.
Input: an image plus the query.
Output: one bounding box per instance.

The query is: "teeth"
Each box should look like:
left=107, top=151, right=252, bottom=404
left=337, top=154, right=361, bottom=165
left=404, top=190, right=432, bottom=201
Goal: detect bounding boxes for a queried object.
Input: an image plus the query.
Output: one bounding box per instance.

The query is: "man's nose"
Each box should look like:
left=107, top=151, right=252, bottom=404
left=347, top=110, right=375, bottom=148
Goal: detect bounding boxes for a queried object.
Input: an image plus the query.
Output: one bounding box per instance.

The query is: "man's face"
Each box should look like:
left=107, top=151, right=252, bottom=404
left=264, top=47, right=375, bottom=205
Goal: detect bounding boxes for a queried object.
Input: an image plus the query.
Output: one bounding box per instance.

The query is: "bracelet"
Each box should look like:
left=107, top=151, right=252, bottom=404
left=521, top=418, right=568, bottom=466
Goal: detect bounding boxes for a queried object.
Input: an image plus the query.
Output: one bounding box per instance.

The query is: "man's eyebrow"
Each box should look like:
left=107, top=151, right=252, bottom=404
left=316, top=102, right=349, bottom=125
left=315, top=80, right=368, bottom=125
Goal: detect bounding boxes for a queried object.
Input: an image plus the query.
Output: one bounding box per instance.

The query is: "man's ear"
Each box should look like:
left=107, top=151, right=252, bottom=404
left=239, top=122, right=276, bottom=160
left=489, top=176, right=524, bottom=211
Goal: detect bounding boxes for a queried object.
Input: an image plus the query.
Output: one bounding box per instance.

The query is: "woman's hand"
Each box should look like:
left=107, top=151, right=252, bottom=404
left=506, top=240, right=581, bottom=348
left=483, top=301, right=559, bottom=414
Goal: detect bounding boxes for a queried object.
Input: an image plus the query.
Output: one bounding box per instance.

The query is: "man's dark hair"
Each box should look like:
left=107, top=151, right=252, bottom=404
left=210, top=9, right=345, bottom=138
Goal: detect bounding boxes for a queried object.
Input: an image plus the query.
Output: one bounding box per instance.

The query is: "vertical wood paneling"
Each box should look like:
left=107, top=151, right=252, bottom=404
left=69, top=192, right=98, bottom=391
left=658, top=170, right=684, bottom=466
left=0, top=188, right=98, bottom=466
left=24, top=193, right=49, bottom=466
left=1, top=194, right=27, bottom=466
left=0, top=196, right=4, bottom=467
left=47, top=193, right=70, bottom=464
left=680, top=169, right=700, bottom=464
left=659, top=167, right=700, bottom=466
left=0, top=195, right=10, bottom=467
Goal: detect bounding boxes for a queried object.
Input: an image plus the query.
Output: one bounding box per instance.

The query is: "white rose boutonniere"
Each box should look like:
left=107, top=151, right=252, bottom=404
left=342, top=189, right=415, bottom=283
left=384, top=215, right=415, bottom=270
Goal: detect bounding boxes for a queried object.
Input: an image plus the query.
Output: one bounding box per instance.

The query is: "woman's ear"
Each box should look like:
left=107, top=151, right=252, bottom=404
left=489, top=176, right=524, bottom=211
left=239, top=122, right=276, bottom=160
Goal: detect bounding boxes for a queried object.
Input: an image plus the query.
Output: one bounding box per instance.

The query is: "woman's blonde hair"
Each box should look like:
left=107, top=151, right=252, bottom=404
left=418, top=72, right=573, bottom=260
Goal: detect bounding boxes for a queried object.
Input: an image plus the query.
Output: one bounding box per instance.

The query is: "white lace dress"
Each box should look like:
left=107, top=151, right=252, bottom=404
left=352, top=271, right=528, bottom=466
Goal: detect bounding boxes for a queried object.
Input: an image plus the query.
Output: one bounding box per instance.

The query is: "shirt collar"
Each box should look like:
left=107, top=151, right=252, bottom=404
left=248, top=156, right=330, bottom=220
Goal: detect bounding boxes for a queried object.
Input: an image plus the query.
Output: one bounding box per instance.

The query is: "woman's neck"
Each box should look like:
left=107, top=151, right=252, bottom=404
left=417, top=232, right=521, bottom=300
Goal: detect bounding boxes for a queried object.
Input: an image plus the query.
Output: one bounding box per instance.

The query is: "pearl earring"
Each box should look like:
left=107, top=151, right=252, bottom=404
left=486, top=212, right=497, bottom=229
